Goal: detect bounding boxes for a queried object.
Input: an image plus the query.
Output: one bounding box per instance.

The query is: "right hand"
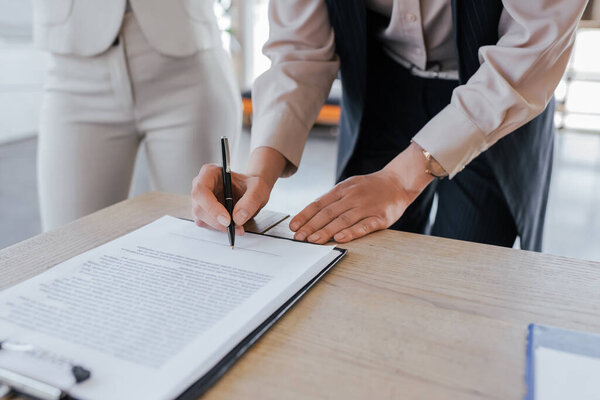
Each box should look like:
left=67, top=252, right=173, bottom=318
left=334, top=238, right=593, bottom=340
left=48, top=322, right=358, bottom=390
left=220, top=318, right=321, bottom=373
left=191, top=164, right=274, bottom=234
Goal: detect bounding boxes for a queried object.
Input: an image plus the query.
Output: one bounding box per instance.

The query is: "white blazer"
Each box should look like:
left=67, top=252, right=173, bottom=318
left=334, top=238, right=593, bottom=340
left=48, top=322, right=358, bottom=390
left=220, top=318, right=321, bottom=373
left=32, top=0, right=222, bottom=57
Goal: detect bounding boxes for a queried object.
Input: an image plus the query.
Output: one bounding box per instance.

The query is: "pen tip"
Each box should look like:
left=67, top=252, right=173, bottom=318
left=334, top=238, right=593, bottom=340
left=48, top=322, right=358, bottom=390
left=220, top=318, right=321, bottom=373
left=231, top=246, right=234, bottom=250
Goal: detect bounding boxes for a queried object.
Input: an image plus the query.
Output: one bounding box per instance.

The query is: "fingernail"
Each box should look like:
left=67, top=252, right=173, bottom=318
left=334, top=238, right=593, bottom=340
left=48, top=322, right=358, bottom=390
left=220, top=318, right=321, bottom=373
left=235, top=209, right=249, bottom=222
left=308, top=233, right=320, bottom=242
left=295, top=231, right=307, bottom=241
left=335, top=232, right=345, bottom=241
left=290, top=221, right=299, bottom=231
left=217, top=215, right=229, bottom=227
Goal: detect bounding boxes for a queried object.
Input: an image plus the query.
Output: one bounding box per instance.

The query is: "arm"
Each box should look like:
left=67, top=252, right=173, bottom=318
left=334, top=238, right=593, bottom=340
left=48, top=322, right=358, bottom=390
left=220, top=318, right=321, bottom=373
left=250, top=0, right=339, bottom=177
left=191, top=0, right=338, bottom=230
left=412, top=0, right=588, bottom=178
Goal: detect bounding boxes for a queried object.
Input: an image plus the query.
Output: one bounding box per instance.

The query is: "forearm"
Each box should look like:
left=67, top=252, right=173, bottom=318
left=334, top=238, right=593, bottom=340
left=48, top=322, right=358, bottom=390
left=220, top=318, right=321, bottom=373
left=250, top=0, right=339, bottom=178
left=245, top=146, right=289, bottom=188
left=413, top=0, right=586, bottom=178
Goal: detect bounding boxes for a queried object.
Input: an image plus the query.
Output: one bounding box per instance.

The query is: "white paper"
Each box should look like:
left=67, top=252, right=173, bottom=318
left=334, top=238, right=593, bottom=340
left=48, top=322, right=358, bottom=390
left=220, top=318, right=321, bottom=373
left=0, top=216, right=337, bottom=400
left=535, top=346, right=600, bottom=400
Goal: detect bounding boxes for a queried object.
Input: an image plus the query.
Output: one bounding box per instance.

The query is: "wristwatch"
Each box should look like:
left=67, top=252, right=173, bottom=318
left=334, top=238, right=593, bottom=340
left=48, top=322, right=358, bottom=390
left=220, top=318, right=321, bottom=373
left=421, top=149, right=449, bottom=179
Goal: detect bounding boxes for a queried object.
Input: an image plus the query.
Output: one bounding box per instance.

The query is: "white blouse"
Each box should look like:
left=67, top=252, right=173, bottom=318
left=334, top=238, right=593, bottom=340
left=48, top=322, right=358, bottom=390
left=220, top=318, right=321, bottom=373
left=366, top=0, right=457, bottom=73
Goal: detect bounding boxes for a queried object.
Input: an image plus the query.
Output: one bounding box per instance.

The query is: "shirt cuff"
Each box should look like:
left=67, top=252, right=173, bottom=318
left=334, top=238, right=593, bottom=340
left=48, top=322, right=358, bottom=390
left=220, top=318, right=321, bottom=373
left=250, top=106, right=311, bottom=177
left=411, top=104, right=488, bottom=179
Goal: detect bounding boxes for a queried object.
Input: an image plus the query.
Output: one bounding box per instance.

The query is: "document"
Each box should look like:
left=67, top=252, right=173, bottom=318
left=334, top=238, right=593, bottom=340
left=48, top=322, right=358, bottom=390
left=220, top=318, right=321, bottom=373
left=0, top=216, right=341, bottom=400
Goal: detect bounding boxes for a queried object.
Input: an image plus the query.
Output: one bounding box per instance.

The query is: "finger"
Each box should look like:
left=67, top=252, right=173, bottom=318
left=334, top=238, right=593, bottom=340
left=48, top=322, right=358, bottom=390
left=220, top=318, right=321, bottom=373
left=230, top=171, right=249, bottom=202
left=194, top=217, right=238, bottom=236
left=289, top=189, right=343, bottom=233
left=294, top=200, right=353, bottom=242
left=332, top=216, right=386, bottom=243
left=191, top=165, right=229, bottom=226
left=305, top=208, right=363, bottom=244
left=193, top=218, right=210, bottom=229
left=192, top=202, right=228, bottom=232
left=232, top=180, right=269, bottom=226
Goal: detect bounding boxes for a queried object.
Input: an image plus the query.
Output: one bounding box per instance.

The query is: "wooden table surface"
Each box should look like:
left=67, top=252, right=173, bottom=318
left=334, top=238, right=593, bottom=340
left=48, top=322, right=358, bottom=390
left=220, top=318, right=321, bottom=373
left=2, top=192, right=600, bottom=400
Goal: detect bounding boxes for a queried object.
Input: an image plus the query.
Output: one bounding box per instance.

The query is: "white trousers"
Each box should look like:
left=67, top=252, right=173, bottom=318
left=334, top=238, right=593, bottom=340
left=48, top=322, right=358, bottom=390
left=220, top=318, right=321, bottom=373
left=37, top=13, right=241, bottom=231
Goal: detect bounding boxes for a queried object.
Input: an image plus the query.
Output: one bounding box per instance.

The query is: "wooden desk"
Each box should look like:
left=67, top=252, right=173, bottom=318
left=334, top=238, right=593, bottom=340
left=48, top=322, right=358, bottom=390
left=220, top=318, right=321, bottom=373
left=2, top=192, right=600, bottom=399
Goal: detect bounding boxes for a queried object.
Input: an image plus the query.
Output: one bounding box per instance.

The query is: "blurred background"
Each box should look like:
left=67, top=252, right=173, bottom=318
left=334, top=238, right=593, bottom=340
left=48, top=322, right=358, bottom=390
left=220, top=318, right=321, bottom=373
left=1, top=0, right=599, bottom=261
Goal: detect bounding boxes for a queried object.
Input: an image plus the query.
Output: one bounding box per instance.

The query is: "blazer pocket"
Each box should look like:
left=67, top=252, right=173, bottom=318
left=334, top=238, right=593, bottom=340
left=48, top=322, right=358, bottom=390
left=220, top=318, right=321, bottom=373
left=33, top=0, right=73, bottom=25
left=179, top=0, right=214, bottom=22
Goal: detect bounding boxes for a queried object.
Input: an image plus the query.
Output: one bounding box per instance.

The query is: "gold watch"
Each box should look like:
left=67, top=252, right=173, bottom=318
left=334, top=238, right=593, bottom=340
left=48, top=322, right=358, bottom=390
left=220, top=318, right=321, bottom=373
left=421, top=149, right=448, bottom=179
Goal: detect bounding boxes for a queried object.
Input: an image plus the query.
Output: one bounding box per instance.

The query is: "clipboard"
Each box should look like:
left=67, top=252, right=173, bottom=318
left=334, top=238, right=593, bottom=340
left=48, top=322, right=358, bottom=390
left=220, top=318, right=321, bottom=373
left=0, top=214, right=346, bottom=400
left=173, top=214, right=346, bottom=397
left=0, top=339, right=91, bottom=400
left=177, top=246, right=346, bottom=399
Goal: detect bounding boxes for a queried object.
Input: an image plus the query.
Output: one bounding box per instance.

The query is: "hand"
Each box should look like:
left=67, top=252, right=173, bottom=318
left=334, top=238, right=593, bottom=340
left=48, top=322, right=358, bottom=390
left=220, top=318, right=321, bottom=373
left=190, top=147, right=288, bottom=233
left=289, top=142, right=434, bottom=244
left=190, top=165, right=270, bottom=233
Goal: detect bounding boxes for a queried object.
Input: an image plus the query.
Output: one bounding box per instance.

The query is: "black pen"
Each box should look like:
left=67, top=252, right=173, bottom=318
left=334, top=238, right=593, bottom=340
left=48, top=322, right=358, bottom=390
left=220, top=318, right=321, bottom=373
left=221, top=136, right=235, bottom=249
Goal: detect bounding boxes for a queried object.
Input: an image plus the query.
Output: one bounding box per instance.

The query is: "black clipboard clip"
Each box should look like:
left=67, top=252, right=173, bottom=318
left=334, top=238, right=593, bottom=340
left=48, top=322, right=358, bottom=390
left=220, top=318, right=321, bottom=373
left=0, top=339, right=91, bottom=400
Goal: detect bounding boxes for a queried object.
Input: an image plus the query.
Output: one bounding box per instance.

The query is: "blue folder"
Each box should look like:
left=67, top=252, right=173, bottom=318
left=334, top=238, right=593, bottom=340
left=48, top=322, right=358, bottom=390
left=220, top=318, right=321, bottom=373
left=525, top=324, right=600, bottom=400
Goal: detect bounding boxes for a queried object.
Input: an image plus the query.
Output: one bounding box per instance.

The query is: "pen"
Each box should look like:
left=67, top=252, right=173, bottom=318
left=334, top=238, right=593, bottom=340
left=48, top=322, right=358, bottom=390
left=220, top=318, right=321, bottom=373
left=220, top=136, right=235, bottom=249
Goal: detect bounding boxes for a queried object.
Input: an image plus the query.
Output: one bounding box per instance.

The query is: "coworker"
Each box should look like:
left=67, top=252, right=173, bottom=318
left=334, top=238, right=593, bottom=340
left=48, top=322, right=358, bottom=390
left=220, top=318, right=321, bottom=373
left=36, top=0, right=240, bottom=231
left=191, top=0, right=586, bottom=250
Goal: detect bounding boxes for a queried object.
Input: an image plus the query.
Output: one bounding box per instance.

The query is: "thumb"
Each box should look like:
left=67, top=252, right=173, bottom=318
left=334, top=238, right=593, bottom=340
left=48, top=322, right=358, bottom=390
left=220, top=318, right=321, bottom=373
left=232, top=179, right=270, bottom=226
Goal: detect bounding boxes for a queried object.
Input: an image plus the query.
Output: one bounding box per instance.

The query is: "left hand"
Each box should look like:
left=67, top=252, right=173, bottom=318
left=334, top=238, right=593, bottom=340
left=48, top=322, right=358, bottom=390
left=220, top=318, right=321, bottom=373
left=289, top=142, right=435, bottom=244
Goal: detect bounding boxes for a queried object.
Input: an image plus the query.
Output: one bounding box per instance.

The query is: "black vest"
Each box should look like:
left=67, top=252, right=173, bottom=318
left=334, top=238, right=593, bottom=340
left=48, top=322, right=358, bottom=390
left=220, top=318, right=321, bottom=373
left=323, top=0, right=554, bottom=251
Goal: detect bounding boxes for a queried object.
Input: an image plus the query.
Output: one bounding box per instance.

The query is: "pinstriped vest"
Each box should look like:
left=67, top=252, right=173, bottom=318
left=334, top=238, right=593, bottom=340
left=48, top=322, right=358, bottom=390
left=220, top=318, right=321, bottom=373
left=324, top=0, right=554, bottom=251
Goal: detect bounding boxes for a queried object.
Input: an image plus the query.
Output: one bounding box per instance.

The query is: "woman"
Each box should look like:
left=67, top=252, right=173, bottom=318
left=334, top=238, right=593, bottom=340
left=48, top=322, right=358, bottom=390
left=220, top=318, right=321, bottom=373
left=34, top=0, right=240, bottom=230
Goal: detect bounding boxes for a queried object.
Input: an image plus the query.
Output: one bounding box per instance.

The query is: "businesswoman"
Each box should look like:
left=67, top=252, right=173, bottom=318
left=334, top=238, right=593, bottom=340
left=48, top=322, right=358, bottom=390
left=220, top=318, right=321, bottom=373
left=34, top=0, right=241, bottom=230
